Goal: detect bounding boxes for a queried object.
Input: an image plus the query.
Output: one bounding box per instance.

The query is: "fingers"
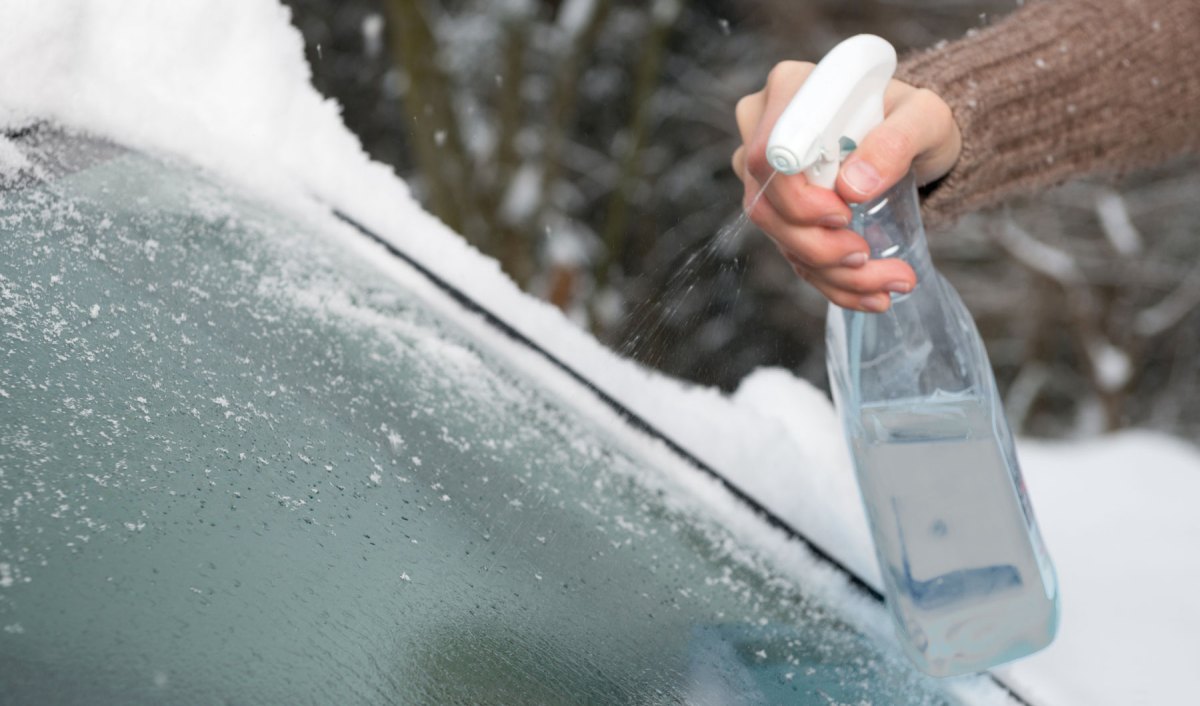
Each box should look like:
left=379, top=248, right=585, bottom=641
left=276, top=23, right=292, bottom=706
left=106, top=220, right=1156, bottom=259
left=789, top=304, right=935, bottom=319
left=731, top=145, right=746, bottom=180
left=733, top=60, right=846, bottom=225
left=750, top=199, right=918, bottom=313
left=785, top=253, right=919, bottom=313
left=836, top=87, right=961, bottom=203
left=761, top=172, right=851, bottom=225
left=734, top=91, right=765, bottom=147
left=739, top=61, right=814, bottom=183
left=749, top=204, right=865, bottom=269
left=730, top=63, right=955, bottom=312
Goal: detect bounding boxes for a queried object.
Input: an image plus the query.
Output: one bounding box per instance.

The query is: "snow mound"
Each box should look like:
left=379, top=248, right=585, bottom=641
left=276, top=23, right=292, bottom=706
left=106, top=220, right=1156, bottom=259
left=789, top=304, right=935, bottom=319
left=730, top=368, right=876, bottom=583
left=0, top=0, right=389, bottom=207
left=1001, top=432, right=1200, bottom=706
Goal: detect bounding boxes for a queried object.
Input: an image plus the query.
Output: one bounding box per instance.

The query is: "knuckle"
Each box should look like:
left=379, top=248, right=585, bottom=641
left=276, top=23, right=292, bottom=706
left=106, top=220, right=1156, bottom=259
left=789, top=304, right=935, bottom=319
left=766, top=60, right=812, bottom=87
left=765, top=61, right=794, bottom=86
left=833, top=262, right=891, bottom=293
left=873, top=126, right=916, bottom=163
left=814, top=251, right=846, bottom=268
left=801, top=230, right=856, bottom=267
left=839, top=272, right=876, bottom=294
left=814, top=251, right=849, bottom=269
left=734, top=94, right=757, bottom=125
left=913, top=87, right=944, bottom=111
left=773, top=180, right=825, bottom=224
left=827, top=288, right=859, bottom=310
left=744, top=196, right=770, bottom=226
left=745, top=149, right=772, bottom=181
left=783, top=247, right=811, bottom=270
left=780, top=231, right=833, bottom=268
left=770, top=179, right=803, bottom=215
left=915, top=88, right=954, bottom=130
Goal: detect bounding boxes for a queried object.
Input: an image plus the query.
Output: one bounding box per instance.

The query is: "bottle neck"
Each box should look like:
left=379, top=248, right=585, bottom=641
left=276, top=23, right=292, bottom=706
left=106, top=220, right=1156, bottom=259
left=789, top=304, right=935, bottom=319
left=850, top=171, right=932, bottom=276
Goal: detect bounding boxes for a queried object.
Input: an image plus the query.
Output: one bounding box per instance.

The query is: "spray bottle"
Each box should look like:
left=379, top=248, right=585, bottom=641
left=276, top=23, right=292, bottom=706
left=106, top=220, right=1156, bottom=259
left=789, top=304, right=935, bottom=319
left=766, top=35, right=1059, bottom=677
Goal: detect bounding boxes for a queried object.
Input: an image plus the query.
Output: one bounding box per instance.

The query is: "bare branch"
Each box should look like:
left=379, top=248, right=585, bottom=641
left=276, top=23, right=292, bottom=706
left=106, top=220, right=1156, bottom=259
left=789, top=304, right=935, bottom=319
left=1134, top=261, right=1200, bottom=337
left=595, top=1, right=683, bottom=291
left=384, top=0, right=481, bottom=244
left=994, top=217, right=1085, bottom=286
left=1093, top=188, right=1143, bottom=255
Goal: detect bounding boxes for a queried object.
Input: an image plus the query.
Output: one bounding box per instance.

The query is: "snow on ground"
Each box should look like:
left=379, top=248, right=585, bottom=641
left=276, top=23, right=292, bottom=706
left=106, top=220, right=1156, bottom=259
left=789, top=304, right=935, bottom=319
left=999, top=433, right=1200, bottom=705
left=2, top=1, right=1199, bottom=704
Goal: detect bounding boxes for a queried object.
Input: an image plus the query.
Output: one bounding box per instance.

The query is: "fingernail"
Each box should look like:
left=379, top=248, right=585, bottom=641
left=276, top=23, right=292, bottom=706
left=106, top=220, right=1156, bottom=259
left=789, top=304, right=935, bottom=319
left=861, top=294, right=889, bottom=312
left=884, top=280, right=912, bottom=294
left=840, top=252, right=868, bottom=268
left=817, top=215, right=849, bottom=229
left=843, top=160, right=881, bottom=196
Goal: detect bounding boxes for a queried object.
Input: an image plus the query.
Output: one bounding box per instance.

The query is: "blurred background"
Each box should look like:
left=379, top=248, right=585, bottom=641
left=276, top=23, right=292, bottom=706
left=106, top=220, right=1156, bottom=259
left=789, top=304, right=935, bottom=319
left=282, top=0, right=1200, bottom=439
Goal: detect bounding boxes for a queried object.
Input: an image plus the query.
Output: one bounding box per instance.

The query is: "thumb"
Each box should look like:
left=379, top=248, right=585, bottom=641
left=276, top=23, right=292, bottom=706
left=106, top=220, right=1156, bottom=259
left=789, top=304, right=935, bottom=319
left=835, top=87, right=959, bottom=204
left=835, top=129, right=910, bottom=204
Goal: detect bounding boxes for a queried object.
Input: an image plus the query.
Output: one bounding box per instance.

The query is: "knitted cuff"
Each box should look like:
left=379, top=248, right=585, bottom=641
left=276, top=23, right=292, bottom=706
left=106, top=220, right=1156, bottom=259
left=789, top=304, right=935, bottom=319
left=897, top=0, right=1200, bottom=229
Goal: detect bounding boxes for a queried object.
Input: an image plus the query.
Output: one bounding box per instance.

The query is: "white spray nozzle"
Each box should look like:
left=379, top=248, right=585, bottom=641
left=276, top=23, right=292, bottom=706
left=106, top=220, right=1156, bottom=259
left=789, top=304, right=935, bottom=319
left=766, top=35, right=897, bottom=189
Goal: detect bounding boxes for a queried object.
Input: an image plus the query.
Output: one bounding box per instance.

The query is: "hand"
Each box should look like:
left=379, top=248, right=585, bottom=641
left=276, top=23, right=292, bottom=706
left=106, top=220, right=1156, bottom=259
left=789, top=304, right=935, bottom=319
left=731, top=61, right=962, bottom=312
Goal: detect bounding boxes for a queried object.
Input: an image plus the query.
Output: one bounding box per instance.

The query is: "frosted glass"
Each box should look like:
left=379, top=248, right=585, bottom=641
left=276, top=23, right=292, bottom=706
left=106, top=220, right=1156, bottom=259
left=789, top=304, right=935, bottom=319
left=0, top=134, right=953, bottom=704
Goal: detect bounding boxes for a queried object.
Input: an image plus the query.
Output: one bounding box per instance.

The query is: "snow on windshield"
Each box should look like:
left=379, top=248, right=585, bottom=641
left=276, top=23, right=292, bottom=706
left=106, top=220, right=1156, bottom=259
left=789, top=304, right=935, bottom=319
left=0, top=148, right=968, bottom=704
left=0, top=0, right=877, bottom=595
left=2, top=2, right=1199, bottom=704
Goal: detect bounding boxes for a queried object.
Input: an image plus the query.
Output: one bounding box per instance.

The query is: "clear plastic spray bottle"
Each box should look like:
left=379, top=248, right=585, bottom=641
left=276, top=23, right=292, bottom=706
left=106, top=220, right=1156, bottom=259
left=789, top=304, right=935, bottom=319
left=766, top=35, right=1059, bottom=677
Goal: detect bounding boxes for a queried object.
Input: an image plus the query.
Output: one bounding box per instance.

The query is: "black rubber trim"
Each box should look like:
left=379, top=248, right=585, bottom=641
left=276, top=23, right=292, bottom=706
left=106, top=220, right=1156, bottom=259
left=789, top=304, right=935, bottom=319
left=333, top=209, right=1034, bottom=706
left=2, top=126, right=37, bottom=140
left=2, top=124, right=128, bottom=188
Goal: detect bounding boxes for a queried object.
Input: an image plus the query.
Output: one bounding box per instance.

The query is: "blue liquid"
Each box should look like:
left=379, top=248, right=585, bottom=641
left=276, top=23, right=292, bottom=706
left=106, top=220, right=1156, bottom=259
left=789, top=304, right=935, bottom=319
left=852, top=398, right=1059, bottom=677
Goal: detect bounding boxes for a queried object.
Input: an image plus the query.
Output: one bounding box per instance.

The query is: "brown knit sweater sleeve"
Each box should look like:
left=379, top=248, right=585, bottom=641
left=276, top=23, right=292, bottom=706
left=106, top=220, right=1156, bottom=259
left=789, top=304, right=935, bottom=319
left=896, top=0, right=1200, bottom=229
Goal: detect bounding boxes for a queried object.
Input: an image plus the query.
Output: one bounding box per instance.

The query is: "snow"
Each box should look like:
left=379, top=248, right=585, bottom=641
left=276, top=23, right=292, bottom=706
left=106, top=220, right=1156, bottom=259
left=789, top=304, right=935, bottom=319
left=360, top=14, right=384, bottom=58
left=997, top=433, right=1200, bottom=705
left=0, top=0, right=385, bottom=213
left=728, top=368, right=877, bottom=583
left=1094, top=190, right=1143, bottom=255
left=1085, top=337, right=1132, bottom=393
left=557, top=0, right=597, bottom=38
left=2, top=2, right=1199, bottom=704
left=499, top=162, right=542, bottom=225
left=0, top=134, right=30, bottom=179
left=543, top=217, right=595, bottom=267
left=652, top=0, right=683, bottom=26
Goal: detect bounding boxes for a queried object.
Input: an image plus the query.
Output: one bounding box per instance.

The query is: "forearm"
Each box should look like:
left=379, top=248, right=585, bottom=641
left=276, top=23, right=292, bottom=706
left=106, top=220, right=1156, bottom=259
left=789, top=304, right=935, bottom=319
left=897, top=0, right=1200, bottom=229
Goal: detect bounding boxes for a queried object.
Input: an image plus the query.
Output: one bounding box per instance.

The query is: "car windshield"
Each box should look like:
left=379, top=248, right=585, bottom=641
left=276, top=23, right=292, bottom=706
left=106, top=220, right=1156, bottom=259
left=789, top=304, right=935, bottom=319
left=0, top=132, right=957, bottom=704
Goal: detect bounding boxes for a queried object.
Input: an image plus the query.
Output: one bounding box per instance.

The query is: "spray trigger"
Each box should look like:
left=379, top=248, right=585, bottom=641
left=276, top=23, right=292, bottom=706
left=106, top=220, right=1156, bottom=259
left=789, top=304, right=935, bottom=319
left=766, top=35, right=895, bottom=189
